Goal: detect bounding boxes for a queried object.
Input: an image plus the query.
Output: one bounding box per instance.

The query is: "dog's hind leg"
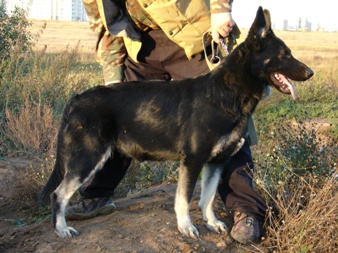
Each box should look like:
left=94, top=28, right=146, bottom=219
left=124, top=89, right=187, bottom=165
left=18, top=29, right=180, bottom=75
left=199, top=164, right=228, bottom=234
left=52, top=147, right=112, bottom=238
left=175, top=159, right=202, bottom=238
left=52, top=176, right=81, bottom=238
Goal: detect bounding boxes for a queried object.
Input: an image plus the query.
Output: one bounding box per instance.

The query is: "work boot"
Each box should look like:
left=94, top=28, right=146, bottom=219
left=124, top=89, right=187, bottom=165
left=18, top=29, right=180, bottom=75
left=65, top=197, right=116, bottom=220
left=230, top=212, right=262, bottom=244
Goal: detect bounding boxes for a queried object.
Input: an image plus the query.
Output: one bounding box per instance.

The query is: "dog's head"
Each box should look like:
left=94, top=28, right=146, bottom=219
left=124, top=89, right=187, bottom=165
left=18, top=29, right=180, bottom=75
left=246, top=7, right=314, bottom=100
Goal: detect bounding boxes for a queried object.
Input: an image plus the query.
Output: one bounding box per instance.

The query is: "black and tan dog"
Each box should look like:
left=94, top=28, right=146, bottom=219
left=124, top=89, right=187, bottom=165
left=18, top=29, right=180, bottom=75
left=39, top=7, right=313, bottom=238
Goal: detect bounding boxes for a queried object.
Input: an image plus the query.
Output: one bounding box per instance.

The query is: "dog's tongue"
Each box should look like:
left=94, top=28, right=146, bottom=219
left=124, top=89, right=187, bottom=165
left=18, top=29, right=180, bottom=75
left=277, top=73, right=297, bottom=100
left=285, top=78, right=297, bottom=100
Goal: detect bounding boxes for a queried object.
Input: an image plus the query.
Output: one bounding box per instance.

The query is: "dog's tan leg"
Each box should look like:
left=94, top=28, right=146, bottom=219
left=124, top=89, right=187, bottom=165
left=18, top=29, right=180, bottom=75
left=175, top=162, right=201, bottom=238
left=199, top=164, right=228, bottom=234
left=53, top=178, right=81, bottom=238
left=52, top=147, right=112, bottom=238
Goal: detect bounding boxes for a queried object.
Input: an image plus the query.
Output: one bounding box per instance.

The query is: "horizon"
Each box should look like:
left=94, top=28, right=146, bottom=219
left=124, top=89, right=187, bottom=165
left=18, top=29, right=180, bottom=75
left=232, top=0, right=337, bottom=31
left=4, top=0, right=338, bottom=32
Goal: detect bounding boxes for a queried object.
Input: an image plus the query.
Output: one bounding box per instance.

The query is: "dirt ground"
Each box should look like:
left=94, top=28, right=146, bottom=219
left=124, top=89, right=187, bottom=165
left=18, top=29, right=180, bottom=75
left=0, top=157, right=260, bottom=253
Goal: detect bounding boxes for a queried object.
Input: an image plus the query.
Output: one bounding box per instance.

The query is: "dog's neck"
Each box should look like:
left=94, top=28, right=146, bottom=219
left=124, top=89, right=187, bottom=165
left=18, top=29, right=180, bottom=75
left=209, top=44, right=265, bottom=117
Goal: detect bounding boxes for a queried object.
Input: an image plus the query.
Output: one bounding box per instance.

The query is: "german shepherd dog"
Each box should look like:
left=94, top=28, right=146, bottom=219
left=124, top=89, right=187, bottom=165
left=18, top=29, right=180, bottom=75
left=39, top=7, right=313, bottom=238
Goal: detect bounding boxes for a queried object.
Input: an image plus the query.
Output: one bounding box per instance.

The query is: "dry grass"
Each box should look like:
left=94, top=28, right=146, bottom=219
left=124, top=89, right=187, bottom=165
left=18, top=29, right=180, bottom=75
left=1, top=21, right=102, bottom=157
left=248, top=171, right=338, bottom=253
left=28, top=19, right=96, bottom=54
left=5, top=100, right=57, bottom=156
left=250, top=116, right=337, bottom=252
left=29, top=20, right=338, bottom=65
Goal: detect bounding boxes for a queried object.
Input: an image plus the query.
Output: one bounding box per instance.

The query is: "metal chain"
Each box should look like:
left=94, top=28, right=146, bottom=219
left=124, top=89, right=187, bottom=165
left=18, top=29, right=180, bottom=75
left=210, top=36, right=232, bottom=63
left=219, top=37, right=229, bottom=56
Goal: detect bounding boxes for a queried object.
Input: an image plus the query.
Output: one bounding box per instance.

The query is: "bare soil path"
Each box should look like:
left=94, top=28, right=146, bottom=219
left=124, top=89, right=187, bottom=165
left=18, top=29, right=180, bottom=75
left=0, top=158, right=256, bottom=253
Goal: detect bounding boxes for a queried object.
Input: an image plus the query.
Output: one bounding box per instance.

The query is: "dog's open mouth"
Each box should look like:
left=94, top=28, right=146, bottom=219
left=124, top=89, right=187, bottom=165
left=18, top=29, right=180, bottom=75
left=270, top=72, right=297, bottom=100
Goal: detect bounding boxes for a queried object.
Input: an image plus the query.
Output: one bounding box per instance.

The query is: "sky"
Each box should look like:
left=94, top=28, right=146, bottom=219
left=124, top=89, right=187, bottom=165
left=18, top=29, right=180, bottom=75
left=232, top=0, right=337, bottom=31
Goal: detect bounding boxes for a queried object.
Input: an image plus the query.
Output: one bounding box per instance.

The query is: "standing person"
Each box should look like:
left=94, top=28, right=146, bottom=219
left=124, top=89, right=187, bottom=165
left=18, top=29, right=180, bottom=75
left=66, top=0, right=267, bottom=244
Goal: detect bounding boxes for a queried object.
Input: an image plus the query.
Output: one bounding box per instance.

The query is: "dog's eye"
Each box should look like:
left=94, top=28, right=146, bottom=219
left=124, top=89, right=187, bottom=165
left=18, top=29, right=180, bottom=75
left=279, top=49, right=291, bottom=58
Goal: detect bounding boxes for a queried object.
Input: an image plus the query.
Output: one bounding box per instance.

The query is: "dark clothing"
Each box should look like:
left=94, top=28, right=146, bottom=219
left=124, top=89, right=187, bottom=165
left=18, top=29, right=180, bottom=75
left=124, top=29, right=211, bottom=81
left=79, top=150, right=132, bottom=198
left=80, top=29, right=267, bottom=220
left=217, top=140, right=267, bottom=220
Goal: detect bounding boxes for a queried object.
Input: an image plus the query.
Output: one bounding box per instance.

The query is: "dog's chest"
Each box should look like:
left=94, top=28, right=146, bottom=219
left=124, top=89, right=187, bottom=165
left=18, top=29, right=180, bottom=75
left=210, top=136, right=229, bottom=158
left=208, top=131, right=245, bottom=161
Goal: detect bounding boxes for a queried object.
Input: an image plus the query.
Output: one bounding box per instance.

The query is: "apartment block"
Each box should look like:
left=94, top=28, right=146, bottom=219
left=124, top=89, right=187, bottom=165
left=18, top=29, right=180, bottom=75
left=4, top=0, right=88, bottom=21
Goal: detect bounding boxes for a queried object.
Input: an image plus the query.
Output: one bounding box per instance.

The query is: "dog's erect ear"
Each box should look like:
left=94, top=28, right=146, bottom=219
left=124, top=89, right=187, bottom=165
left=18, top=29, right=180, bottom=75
left=248, top=6, right=271, bottom=39
left=263, top=9, right=272, bottom=28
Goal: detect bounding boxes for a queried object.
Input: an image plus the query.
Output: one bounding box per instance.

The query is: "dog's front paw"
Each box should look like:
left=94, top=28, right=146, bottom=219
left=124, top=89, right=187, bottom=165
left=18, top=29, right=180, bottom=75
left=178, top=223, right=199, bottom=238
left=205, top=219, right=228, bottom=234
left=55, top=226, right=79, bottom=238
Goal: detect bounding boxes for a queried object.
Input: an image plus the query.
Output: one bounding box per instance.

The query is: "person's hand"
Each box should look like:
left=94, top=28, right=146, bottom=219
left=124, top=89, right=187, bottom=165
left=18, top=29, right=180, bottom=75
left=211, top=12, right=235, bottom=43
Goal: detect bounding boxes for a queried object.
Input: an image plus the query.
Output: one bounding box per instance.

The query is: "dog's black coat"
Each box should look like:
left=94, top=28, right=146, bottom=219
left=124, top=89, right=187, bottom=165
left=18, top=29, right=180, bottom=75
left=39, top=7, right=313, bottom=238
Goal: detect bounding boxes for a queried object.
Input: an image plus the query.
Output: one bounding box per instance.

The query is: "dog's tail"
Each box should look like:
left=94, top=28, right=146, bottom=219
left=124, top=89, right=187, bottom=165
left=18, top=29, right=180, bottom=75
left=38, top=151, right=65, bottom=206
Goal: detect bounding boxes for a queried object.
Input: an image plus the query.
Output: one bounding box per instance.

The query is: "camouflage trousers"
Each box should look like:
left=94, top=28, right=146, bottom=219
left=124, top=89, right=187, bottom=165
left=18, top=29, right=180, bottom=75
left=82, top=0, right=127, bottom=84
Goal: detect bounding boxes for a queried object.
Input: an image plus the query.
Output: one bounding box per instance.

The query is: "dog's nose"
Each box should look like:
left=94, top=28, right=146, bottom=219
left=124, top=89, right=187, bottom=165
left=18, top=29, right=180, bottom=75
left=306, top=68, right=314, bottom=78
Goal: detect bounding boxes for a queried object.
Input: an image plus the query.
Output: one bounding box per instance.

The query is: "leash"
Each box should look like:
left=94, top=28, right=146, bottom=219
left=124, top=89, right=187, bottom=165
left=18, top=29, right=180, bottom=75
left=210, top=36, right=231, bottom=64
left=219, top=38, right=229, bottom=55
left=203, top=25, right=243, bottom=70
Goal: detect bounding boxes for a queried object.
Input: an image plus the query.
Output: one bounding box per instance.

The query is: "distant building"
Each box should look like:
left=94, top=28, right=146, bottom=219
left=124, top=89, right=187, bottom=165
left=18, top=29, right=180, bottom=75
left=282, top=17, right=312, bottom=31
left=4, top=0, right=88, bottom=21
left=298, top=17, right=312, bottom=31
left=283, top=20, right=288, bottom=30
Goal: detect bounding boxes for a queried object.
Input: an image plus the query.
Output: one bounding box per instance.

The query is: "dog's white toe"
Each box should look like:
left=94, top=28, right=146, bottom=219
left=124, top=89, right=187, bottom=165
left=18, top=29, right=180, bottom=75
left=178, top=224, right=199, bottom=238
left=55, top=226, right=79, bottom=238
left=205, top=220, right=228, bottom=234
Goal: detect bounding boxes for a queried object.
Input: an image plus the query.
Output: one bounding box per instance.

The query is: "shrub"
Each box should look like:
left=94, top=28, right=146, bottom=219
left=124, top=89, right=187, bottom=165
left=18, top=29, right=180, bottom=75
left=250, top=117, right=338, bottom=252
left=252, top=170, right=338, bottom=253
left=0, top=42, right=99, bottom=156
left=5, top=99, right=57, bottom=156
left=254, top=117, right=337, bottom=178
left=0, top=5, right=102, bottom=156
left=0, top=4, right=32, bottom=61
